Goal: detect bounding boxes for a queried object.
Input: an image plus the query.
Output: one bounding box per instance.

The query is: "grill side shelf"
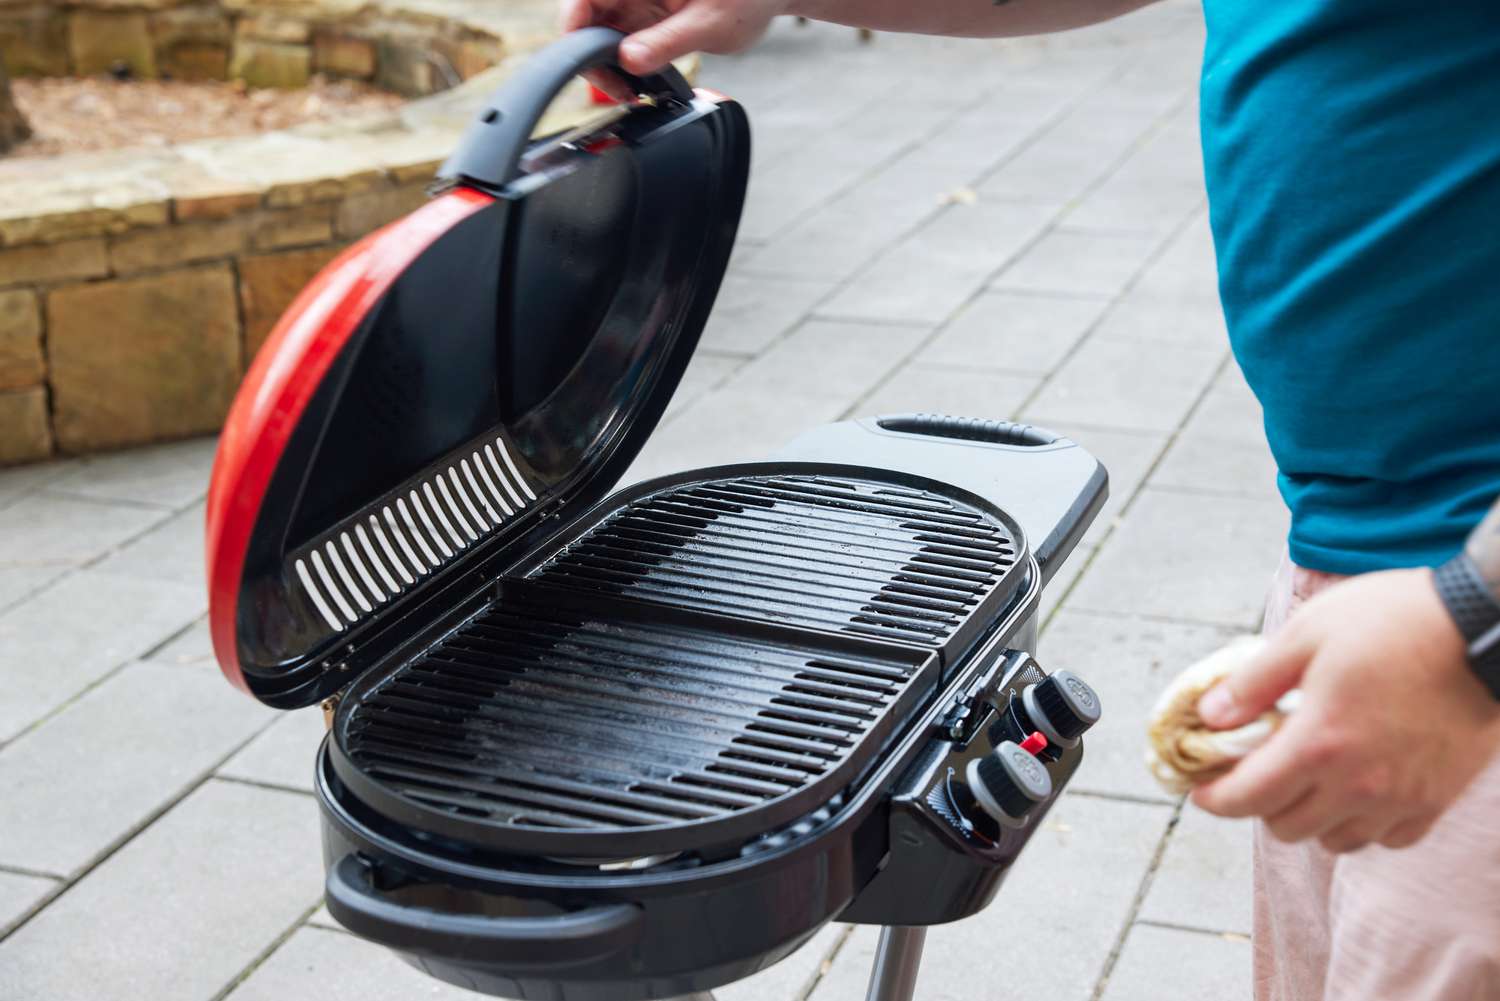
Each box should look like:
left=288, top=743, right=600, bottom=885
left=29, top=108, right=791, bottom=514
left=330, top=577, right=945, bottom=860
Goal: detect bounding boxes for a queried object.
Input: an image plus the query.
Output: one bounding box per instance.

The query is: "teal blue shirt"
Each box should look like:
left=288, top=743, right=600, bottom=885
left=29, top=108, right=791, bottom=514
left=1200, top=2, right=1500, bottom=575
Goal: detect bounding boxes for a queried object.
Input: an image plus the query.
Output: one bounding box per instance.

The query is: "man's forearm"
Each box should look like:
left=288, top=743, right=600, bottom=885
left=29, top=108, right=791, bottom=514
left=786, top=0, right=1159, bottom=39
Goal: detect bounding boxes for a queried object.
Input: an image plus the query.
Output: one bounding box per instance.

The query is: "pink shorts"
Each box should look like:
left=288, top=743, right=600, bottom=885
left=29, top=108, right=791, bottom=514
left=1253, top=552, right=1500, bottom=1001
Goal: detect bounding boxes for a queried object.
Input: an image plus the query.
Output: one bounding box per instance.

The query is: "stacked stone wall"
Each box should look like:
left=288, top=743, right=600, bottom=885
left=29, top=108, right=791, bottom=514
left=0, top=0, right=504, bottom=94
left=0, top=155, right=439, bottom=460
left=0, top=0, right=677, bottom=464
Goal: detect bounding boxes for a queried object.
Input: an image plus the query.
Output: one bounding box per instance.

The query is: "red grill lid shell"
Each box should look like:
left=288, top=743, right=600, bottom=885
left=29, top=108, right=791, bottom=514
left=207, top=82, right=749, bottom=707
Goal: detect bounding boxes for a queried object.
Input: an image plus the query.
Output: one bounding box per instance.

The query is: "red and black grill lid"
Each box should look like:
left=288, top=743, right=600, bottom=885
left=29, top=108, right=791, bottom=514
left=206, top=29, right=750, bottom=708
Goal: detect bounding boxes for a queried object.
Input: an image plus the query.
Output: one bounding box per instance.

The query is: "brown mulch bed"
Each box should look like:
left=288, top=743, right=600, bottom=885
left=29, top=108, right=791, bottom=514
left=8, top=75, right=405, bottom=158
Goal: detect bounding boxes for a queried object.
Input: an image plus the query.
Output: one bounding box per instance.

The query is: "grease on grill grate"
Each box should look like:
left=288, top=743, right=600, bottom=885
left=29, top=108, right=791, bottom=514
left=532, top=474, right=1019, bottom=645
left=340, top=594, right=937, bottom=849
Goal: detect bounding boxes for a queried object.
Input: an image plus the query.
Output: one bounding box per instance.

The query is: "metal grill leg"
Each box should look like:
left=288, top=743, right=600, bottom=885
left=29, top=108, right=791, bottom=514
left=864, top=926, right=927, bottom=1001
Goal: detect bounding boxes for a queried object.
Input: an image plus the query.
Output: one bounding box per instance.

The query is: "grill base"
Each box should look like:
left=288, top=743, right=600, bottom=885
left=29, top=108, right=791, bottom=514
left=314, top=604, right=1071, bottom=1001
left=310, top=431, right=1105, bottom=1001
left=318, top=743, right=879, bottom=1001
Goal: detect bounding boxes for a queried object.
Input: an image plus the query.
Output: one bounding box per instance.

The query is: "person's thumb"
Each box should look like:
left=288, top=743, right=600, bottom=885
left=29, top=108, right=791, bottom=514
left=619, top=3, right=731, bottom=74
left=1197, top=634, right=1311, bottom=729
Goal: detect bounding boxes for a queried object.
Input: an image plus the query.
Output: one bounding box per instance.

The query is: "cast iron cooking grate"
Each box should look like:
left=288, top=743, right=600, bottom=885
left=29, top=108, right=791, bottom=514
left=531, top=474, right=1020, bottom=649
left=336, top=590, right=939, bottom=856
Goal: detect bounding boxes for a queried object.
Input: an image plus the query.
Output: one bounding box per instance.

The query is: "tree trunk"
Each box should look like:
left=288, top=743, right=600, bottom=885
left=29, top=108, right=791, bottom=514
left=0, top=57, right=32, bottom=155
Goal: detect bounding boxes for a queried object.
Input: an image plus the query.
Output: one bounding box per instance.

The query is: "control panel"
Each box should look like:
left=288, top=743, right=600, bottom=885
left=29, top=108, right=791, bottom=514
left=840, top=650, right=1101, bottom=926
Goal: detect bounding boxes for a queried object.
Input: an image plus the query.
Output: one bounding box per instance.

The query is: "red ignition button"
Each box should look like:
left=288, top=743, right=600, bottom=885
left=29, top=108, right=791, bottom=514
left=1018, top=731, right=1049, bottom=756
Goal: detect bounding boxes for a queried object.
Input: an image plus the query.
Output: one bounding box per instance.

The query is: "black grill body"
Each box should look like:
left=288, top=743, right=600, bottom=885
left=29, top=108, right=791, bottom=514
left=206, top=29, right=1109, bottom=1001
left=317, top=421, right=1107, bottom=1001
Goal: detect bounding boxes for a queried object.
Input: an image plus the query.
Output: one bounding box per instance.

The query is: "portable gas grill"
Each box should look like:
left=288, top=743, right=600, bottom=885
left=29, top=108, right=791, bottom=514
left=206, top=28, right=1107, bottom=1001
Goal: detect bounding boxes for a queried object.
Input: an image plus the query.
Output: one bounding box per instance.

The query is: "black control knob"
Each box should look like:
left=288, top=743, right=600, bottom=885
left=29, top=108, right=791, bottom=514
left=965, top=740, right=1052, bottom=828
left=1021, top=671, right=1101, bottom=749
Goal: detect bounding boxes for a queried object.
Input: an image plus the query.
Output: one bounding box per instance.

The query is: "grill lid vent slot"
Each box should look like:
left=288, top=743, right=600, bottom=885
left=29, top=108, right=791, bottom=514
left=286, top=437, right=536, bottom=636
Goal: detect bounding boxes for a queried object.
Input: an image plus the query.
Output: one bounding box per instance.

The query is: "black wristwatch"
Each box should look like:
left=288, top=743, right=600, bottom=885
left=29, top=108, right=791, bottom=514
left=1432, top=551, right=1500, bottom=701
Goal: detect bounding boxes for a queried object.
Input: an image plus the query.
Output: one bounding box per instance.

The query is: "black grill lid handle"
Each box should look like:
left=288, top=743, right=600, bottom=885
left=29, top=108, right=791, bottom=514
left=438, top=26, right=695, bottom=192
left=326, top=854, right=644, bottom=966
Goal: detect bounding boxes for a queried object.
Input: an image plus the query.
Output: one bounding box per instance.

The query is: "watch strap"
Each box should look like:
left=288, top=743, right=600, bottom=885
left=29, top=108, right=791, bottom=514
left=1433, top=552, right=1500, bottom=701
